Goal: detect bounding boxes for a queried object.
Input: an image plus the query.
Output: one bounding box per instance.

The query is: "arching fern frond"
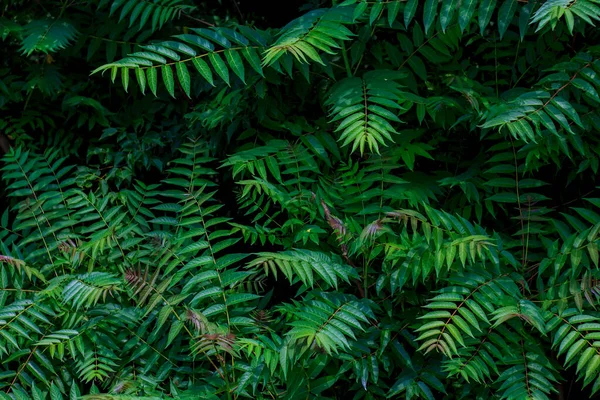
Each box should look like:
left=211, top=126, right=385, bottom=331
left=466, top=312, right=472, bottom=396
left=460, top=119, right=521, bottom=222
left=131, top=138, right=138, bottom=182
left=532, top=0, right=600, bottom=33
left=92, top=27, right=268, bottom=96
left=263, top=6, right=355, bottom=66
left=20, top=19, right=78, bottom=56
left=417, top=272, right=522, bottom=357
left=283, top=291, right=374, bottom=354
left=246, top=250, right=357, bottom=290
left=546, top=308, right=600, bottom=395
left=495, top=348, right=559, bottom=400
left=62, top=273, right=122, bottom=310
left=442, top=328, right=508, bottom=383
left=481, top=53, right=599, bottom=143
left=99, top=0, right=195, bottom=33
left=326, top=70, right=411, bottom=154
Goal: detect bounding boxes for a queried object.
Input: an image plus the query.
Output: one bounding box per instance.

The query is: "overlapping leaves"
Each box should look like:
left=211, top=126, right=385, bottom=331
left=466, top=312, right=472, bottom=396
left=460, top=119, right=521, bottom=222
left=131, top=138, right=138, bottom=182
left=326, top=70, right=411, bottom=154
left=92, top=27, right=267, bottom=96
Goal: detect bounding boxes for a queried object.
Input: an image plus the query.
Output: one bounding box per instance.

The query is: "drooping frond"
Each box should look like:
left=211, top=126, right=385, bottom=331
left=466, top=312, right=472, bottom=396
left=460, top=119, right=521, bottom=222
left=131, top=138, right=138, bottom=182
left=495, top=347, right=559, bottom=400
left=92, top=27, right=268, bottom=96
left=20, top=19, right=78, bottom=55
left=98, top=0, right=196, bottom=33
left=532, top=0, right=600, bottom=33
left=546, top=308, right=600, bottom=395
left=61, top=272, right=122, bottom=309
left=263, top=7, right=355, bottom=67
left=344, top=0, right=594, bottom=37
left=481, top=54, right=600, bottom=144
left=246, top=250, right=357, bottom=289
left=326, top=70, right=412, bottom=154
left=4, top=0, right=600, bottom=397
left=283, top=291, right=374, bottom=354
left=416, top=272, right=524, bottom=357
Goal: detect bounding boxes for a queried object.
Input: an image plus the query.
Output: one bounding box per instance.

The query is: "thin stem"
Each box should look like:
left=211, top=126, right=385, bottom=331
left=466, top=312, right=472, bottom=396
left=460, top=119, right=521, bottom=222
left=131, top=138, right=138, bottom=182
left=341, top=42, right=352, bottom=78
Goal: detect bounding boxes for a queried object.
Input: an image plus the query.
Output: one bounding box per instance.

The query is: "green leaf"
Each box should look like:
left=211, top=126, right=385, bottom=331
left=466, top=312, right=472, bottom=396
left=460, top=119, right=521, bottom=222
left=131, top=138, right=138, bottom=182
left=353, top=2, right=368, bottom=21
left=224, top=49, right=245, bottom=83
left=147, top=67, right=158, bottom=96
left=208, top=53, right=230, bottom=85
left=175, top=34, right=215, bottom=52
left=135, top=67, right=146, bottom=94
left=423, top=0, right=438, bottom=35
left=404, top=0, right=418, bottom=28
left=121, top=67, right=129, bottom=92
left=565, top=9, right=575, bottom=35
left=369, top=2, right=384, bottom=25
left=519, top=2, right=533, bottom=40
left=459, top=0, right=477, bottom=32
left=573, top=78, right=600, bottom=103
left=440, top=0, right=456, bottom=32
left=161, top=65, right=175, bottom=98
left=192, top=57, right=215, bottom=86
left=498, top=0, right=517, bottom=39
left=176, top=62, right=191, bottom=97
left=479, top=0, right=497, bottom=34
left=242, top=47, right=264, bottom=76
left=387, top=1, right=401, bottom=27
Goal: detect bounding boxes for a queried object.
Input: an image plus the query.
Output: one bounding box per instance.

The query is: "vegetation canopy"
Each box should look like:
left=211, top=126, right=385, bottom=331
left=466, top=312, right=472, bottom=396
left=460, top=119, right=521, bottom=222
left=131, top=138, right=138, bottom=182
left=2, top=0, right=600, bottom=399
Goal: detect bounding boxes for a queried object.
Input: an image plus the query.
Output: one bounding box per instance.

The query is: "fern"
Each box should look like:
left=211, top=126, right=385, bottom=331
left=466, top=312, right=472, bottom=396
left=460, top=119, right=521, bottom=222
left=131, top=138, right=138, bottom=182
left=20, top=19, right=78, bottom=55
left=283, top=291, right=373, bottom=354
left=5, top=0, right=600, bottom=398
left=92, top=27, right=267, bottom=96
left=99, top=0, right=195, bottom=33
left=417, top=272, right=523, bottom=357
left=547, top=309, right=600, bottom=394
left=481, top=54, right=600, bottom=144
left=532, top=0, right=600, bottom=33
left=246, top=250, right=357, bottom=289
left=263, top=7, right=355, bottom=66
left=326, top=70, right=411, bottom=154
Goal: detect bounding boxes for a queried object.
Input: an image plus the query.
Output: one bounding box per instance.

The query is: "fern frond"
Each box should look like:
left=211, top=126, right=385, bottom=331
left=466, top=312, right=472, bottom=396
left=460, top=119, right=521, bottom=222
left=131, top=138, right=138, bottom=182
left=62, top=273, right=122, bottom=310
left=326, top=70, right=411, bottom=154
left=99, top=0, right=195, bottom=32
left=442, top=329, right=508, bottom=383
left=0, top=299, right=54, bottom=357
left=532, top=0, right=600, bottom=33
left=0, top=255, right=44, bottom=281
left=75, top=347, right=120, bottom=383
left=91, top=27, right=267, bottom=96
left=284, top=291, right=373, bottom=354
left=20, top=19, right=77, bottom=55
left=0, top=17, right=22, bottom=41
left=344, top=0, right=525, bottom=37
left=246, top=250, right=357, bottom=289
left=263, top=7, right=354, bottom=66
left=495, top=343, right=559, bottom=400
left=417, top=272, right=522, bottom=357
left=481, top=54, right=600, bottom=144
left=547, top=308, right=600, bottom=394
left=191, top=331, right=237, bottom=358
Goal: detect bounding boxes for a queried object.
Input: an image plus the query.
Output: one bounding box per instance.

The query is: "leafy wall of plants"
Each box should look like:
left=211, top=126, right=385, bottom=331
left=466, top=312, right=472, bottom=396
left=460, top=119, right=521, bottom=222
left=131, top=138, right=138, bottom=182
left=2, top=0, right=600, bottom=399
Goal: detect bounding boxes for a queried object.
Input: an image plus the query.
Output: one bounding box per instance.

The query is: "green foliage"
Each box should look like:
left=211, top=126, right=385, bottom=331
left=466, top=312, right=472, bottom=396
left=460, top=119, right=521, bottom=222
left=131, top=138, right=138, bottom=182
left=20, top=19, right=78, bottom=56
left=326, top=70, right=411, bottom=154
left=98, top=0, right=195, bottom=33
left=262, top=7, right=354, bottom=66
left=3, top=0, right=600, bottom=398
left=91, top=26, right=268, bottom=95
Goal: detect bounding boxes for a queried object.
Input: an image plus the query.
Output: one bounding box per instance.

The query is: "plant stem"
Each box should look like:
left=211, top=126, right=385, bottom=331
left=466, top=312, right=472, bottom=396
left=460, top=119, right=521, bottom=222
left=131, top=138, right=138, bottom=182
left=341, top=42, right=352, bottom=78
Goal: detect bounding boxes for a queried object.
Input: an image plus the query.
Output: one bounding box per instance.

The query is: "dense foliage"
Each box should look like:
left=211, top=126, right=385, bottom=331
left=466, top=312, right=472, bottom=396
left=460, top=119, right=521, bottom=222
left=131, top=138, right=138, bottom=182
left=2, top=0, right=600, bottom=398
